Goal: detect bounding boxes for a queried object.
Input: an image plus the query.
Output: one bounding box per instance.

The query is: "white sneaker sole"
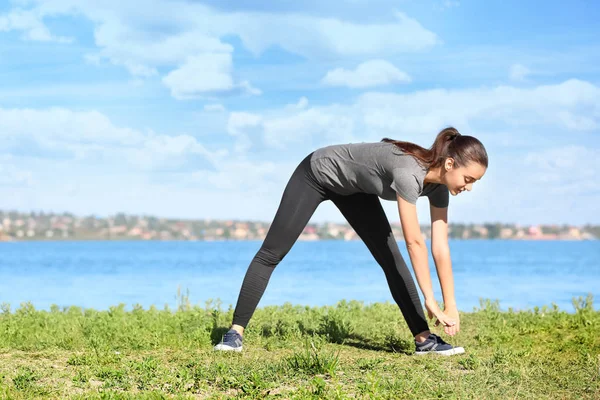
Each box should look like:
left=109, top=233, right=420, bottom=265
left=414, top=346, right=465, bottom=356
left=213, top=344, right=243, bottom=352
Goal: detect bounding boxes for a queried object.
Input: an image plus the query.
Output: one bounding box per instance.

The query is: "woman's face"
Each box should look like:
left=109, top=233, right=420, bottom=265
left=443, top=158, right=486, bottom=196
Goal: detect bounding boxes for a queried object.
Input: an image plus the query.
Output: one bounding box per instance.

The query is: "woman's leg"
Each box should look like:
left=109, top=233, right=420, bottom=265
left=231, top=154, right=327, bottom=330
left=330, top=192, right=429, bottom=338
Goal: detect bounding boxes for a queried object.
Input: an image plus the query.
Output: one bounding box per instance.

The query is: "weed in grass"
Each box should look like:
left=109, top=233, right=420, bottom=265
left=13, top=366, right=37, bottom=390
left=457, top=353, right=480, bottom=370
left=356, top=357, right=385, bottom=371
left=239, top=371, right=270, bottom=397
left=95, top=366, right=129, bottom=390
left=285, top=337, right=341, bottom=376
left=318, top=306, right=354, bottom=344
left=310, top=375, right=327, bottom=396
left=72, top=369, right=90, bottom=388
left=67, top=353, right=94, bottom=366
left=130, top=356, right=160, bottom=390
left=263, top=336, right=288, bottom=351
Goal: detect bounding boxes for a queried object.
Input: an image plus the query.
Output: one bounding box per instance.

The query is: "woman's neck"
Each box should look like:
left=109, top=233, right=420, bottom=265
left=424, top=166, right=443, bottom=184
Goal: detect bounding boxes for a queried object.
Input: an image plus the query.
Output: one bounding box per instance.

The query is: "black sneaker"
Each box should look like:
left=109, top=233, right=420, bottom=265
left=214, top=329, right=243, bottom=352
left=414, top=333, right=465, bottom=356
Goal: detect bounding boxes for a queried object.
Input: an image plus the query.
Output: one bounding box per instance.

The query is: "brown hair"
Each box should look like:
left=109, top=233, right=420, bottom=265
left=381, top=127, right=488, bottom=170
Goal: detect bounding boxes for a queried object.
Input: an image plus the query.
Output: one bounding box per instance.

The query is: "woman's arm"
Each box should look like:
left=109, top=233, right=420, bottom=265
left=396, top=194, right=434, bottom=300
left=396, top=194, right=456, bottom=329
left=430, top=204, right=456, bottom=307
left=430, top=203, right=460, bottom=335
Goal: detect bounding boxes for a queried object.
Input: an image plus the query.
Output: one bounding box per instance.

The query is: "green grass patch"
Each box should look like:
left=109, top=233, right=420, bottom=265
left=0, top=293, right=597, bottom=398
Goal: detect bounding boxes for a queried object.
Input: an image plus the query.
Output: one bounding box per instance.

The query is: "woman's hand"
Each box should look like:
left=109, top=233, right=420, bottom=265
left=442, top=306, right=460, bottom=336
left=425, top=299, right=456, bottom=331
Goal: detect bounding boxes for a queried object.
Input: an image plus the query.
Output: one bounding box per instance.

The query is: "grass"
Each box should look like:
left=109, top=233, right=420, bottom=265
left=0, top=292, right=597, bottom=399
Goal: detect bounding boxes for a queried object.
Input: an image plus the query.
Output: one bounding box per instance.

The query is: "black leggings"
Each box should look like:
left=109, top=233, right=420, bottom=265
left=231, top=152, right=429, bottom=336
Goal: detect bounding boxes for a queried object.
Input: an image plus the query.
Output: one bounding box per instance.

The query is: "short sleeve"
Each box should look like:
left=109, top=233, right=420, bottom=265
left=390, top=168, right=421, bottom=204
left=427, top=184, right=449, bottom=208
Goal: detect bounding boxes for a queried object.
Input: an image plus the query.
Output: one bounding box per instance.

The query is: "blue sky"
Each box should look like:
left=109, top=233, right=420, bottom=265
left=0, top=0, right=599, bottom=225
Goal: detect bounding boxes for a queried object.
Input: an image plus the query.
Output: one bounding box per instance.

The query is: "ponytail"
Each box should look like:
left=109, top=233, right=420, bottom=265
left=381, top=127, right=488, bottom=169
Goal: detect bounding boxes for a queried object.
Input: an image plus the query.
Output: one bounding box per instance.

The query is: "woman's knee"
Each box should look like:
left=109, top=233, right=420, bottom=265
left=253, top=246, right=286, bottom=268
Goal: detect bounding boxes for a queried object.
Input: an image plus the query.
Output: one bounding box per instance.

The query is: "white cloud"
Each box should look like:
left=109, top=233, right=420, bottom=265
left=227, top=112, right=263, bottom=134
left=227, top=105, right=357, bottom=151
left=0, top=103, right=299, bottom=216
left=556, top=111, right=598, bottom=131
left=525, top=146, right=595, bottom=175
left=227, top=112, right=263, bottom=153
left=296, top=97, right=309, bottom=109
left=162, top=53, right=260, bottom=99
left=263, top=108, right=356, bottom=149
left=0, top=1, right=438, bottom=99
left=322, top=59, right=411, bottom=88
left=126, top=132, right=215, bottom=171
left=92, top=21, right=233, bottom=77
left=510, top=63, right=531, bottom=82
left=0, top=7, right=72, bottom=42
left=524, top=145, right=598, bottom=196
left=235, top=11, right=439, bottom=57
left=221, top=79, right=600, bottom=155
left=0, top=107, right=222, bottom=172
left=357, top=79, right=600, bottom=135
left=238, top=81, right=262, bottom=96
left=0, top=104, right=295, bottom=218
left=187, top=160, right=281, bottom=191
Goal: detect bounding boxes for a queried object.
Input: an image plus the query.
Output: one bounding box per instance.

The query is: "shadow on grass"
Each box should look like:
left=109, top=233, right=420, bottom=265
left=209, top=327, right=414, bottom=354
left=343, top=333, right=414, bottom=355
left=210, top=326, right=231, bottom=345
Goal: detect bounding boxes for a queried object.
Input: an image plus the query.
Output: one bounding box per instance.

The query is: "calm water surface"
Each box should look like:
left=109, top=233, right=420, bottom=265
left=0, top=240, right=598, bottom=312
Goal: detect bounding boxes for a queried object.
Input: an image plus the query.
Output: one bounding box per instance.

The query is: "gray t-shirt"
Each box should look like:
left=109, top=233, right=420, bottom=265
left=309, top=142, right=449, bottom=207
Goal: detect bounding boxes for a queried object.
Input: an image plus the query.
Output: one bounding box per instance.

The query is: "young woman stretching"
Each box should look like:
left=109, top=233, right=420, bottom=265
left=214, top=127, right=488, bottom=355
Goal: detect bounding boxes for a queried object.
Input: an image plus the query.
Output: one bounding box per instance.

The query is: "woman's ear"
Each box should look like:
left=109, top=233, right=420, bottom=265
left=445, top=158, right=454, bottom=171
